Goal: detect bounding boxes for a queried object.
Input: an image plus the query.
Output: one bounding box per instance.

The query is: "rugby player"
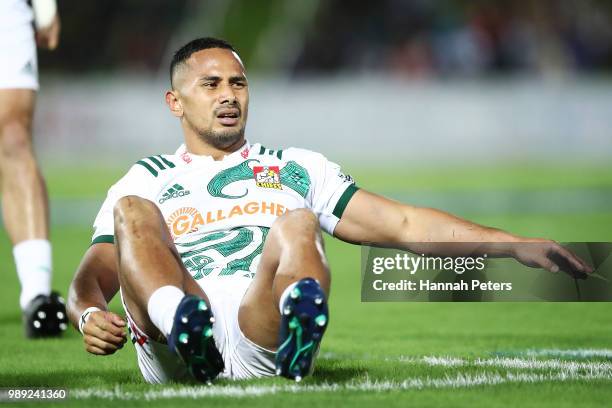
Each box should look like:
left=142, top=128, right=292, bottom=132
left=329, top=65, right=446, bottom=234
left=67, top=37, right=592, bottom=383
left=0, top=0, right=67, bottom=338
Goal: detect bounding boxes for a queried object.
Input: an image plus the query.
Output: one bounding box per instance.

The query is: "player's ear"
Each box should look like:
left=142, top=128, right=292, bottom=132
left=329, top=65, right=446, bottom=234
left=165, top=90, right=183, bottom=117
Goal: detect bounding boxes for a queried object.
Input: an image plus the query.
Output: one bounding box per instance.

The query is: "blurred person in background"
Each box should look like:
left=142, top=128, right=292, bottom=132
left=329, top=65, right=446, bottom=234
left=0, top=0, right=68, bottom=338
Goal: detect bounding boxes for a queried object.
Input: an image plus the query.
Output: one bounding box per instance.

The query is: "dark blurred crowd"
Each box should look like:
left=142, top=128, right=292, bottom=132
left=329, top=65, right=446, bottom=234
left=293, top=0, right=612, bottom=77
left=40, top=0, right=612, bottom=77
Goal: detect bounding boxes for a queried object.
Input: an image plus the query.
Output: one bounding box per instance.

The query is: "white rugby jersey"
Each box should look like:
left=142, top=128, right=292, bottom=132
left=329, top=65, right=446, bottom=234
left=92, top=141, right=358, bottom=280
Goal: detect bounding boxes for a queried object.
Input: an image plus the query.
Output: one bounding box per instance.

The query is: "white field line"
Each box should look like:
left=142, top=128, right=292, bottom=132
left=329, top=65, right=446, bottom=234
left=72, top=370, right=612, bottom=400
left=71, top=354, right=612, bottom=400
left=474, top=357, right=612, bottom=372
left=420, top=356, right=465, bottom=367
left=388, top=355, right=612, bottom=373
left=517, top=349, right=612, bottom=360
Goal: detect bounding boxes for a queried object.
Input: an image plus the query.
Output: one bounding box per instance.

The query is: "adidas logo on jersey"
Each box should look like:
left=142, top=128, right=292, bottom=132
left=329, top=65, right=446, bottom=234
left=159, top=184, right=190, bottom=204
left=21, top=60, right=35, bottom=76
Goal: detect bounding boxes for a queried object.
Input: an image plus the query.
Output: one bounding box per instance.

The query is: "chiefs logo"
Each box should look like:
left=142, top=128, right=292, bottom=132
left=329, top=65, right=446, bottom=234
left=166, top=207, right=204, bottom=238
left=253, top=166, right=282, bottom=190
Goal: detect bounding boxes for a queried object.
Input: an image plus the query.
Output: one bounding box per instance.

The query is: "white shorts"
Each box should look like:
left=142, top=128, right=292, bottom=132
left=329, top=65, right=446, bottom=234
left=0, top=22, right=38, bottom=90
left=121, top=276, right=276, bottom=384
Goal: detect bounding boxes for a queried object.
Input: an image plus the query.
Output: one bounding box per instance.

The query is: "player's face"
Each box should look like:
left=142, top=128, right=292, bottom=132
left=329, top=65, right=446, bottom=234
left=175, top=48, right=249, bottom=149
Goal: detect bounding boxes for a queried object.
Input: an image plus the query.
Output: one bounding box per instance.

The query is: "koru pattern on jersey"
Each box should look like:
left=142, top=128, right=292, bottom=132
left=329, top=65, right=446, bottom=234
left=91, top=141, right=358, bottom=281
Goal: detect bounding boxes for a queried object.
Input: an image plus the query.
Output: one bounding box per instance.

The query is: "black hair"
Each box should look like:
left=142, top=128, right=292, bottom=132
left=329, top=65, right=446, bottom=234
left=170, top=37, right=237, bottom=87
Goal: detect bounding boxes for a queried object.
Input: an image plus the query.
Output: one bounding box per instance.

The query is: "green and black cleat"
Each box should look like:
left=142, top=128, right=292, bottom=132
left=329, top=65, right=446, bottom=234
left=276, top=278, right=328, bottom=382
left=168, top=296, right=224, bottom=384
left=23, top=291, right=68, bottom=339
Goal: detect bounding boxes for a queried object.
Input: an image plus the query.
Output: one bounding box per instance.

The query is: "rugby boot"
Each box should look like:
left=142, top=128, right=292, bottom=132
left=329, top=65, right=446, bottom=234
left=276, top=277, right=328, bottom=382
left=23, top=291, right=68, bottom=339
left=168, top=295, right=224, bottom=384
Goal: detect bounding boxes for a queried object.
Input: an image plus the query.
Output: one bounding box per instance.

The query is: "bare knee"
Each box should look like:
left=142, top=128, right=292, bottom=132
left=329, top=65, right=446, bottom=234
left=285, top=208, right=318, bottom=221
left=113, top=195, right=162, bottom=239
left=273, top=208, right=319, bottom=230
left=0, top=117, right=34, bottom=163
left=269, top=209, right=321, bottom=243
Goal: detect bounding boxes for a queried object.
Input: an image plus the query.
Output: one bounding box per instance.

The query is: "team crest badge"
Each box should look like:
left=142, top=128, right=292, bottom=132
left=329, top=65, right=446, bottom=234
left=253, top=166, right=282, bottom=190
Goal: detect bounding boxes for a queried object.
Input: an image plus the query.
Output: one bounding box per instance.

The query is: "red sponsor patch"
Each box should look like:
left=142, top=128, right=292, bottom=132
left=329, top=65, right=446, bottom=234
left=240, top=146, right=250, bottom=159
left=253, top=166, right=282, bottom=190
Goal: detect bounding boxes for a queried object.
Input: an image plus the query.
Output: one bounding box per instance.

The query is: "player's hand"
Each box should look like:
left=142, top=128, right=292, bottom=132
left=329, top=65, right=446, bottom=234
left=82, top=311, right=127, bottom=355
left=35, top=14, right=60, bottom=50
left=511, top=239, right=593, bottom=279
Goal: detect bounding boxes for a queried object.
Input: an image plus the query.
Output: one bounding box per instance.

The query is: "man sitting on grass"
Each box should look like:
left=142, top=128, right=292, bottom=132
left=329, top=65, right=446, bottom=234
left=67, top=37, right=592, bottom=384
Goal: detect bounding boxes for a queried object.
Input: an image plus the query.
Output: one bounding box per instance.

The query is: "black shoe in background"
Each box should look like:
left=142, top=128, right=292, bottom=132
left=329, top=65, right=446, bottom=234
left=23, top=291, right=68, bottom=339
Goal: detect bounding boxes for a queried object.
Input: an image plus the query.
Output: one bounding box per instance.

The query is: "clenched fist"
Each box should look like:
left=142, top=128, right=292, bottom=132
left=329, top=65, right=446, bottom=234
left=82, top=311, right=127, bottom=355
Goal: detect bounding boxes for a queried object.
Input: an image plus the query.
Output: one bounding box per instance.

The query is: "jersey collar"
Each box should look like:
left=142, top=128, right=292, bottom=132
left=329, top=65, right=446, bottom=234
left=175, top=140, right=251, bottom=164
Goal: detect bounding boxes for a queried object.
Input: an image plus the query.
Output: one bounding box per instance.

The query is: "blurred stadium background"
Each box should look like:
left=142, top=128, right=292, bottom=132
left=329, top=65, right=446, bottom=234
left=22, top=0, right=612, bottom=234
left=35, top=0, right=612, bottom=162
left=1, top=0, right=612, bottom=405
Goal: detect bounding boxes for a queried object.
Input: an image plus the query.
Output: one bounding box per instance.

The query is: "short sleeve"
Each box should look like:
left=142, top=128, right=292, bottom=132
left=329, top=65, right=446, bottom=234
left=281, top=149, right=358, bottom=235
left=91, top=165, right=152, bottom=245
left=310, top=157, right=358, bottom=234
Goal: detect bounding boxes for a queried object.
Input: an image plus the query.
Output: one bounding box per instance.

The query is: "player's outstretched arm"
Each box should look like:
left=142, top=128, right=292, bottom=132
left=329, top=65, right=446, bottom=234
left=333, top=189, right=592, bottom=277
left=67, top=243, right=127, bottom=355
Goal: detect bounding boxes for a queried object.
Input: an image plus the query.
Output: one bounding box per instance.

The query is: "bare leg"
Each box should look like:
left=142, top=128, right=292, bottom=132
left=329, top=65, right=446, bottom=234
left=113, top=195, right=207, bottom=340
left=0, top=89, right=48, bottom=243
left=0, top=88, right=64, bottom=330
left=238, top=209, right=330, bottom=350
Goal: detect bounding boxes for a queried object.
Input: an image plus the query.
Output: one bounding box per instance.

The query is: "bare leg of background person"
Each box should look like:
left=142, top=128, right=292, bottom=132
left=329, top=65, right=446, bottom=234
left=113, top=195, right=208, bottom=341
left=238, top=208, right=330, bottom=350
left=0, top=88, right=52, bottom=311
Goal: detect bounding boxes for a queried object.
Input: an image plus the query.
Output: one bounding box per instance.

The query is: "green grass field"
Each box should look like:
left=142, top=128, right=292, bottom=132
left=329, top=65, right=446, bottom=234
left=1, top=163, right=611, bottom=407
